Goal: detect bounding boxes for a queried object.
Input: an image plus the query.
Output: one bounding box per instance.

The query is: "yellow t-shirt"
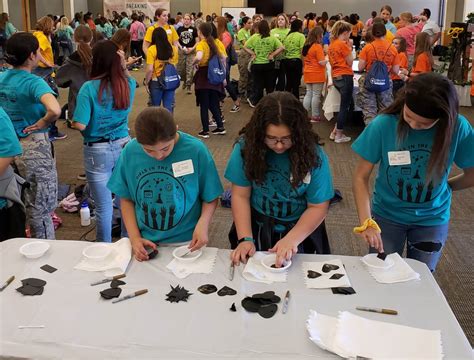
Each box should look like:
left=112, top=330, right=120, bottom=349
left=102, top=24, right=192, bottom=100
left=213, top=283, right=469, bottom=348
left=385, top=29, right=395, bottom=43
left=33, top=31, right=53, bottom=67
left=146, top=45, right=178, bottom=77
left=195, top=39, right=226, bottom=67
left=144, top=24, right=179, bottom=64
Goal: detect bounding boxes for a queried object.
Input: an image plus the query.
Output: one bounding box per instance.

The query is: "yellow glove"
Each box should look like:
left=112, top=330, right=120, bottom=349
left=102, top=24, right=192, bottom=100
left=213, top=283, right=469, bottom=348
left=353, top=218, right=381, bottom=234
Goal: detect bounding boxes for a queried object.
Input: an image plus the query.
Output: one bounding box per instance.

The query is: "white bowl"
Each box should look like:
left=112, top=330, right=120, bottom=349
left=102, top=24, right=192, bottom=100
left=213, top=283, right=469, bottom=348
left=82, top=244, right=112, bottom=262
left=362, top=253, right=395, bottom=269
left=261, top=253, right=292, bottom=273
left=20, top=241, right=50, bottom=259
left=172, top=246, right=202, bottom=262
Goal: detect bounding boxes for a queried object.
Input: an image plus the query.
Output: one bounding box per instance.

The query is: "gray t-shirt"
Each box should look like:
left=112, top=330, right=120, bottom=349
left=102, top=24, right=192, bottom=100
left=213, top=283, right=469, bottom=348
left=422, top=20, right=440, bottom=37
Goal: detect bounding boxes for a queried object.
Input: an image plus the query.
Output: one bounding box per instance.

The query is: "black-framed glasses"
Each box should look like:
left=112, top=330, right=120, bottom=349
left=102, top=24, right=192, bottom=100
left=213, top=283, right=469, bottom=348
left=264, top=136, right=292, bottom=146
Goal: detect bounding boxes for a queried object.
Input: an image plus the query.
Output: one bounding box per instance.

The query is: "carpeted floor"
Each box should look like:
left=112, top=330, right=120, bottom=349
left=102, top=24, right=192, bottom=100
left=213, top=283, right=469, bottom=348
left=53, top=68, right=473, bottom=345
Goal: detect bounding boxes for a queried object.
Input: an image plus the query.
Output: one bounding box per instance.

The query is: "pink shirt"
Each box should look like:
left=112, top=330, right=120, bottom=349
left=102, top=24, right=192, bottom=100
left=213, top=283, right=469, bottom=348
left=396, top=22, right=424, bottom=55
left=220, top=31, right=232, bottom=48
left=130, top=21, right=146, bottom=41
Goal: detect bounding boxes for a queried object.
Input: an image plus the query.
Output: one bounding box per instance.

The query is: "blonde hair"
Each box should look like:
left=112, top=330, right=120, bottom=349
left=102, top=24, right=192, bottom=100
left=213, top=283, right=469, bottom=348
left=330, top=20, right=351, bottom=40
left=58, top=16, right=70, bottom=31
left=414, top=32, right=433, bottom=68
left=399, top=12, right=414, bottom=24
left=276, top=13, right=289, bottom=28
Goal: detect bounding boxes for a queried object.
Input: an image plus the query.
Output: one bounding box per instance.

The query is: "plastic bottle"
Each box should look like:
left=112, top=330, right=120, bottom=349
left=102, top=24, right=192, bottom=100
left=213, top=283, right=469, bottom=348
left=80, top=201, right=91, bottom=226
left=352, top=45, right=357, bottom=60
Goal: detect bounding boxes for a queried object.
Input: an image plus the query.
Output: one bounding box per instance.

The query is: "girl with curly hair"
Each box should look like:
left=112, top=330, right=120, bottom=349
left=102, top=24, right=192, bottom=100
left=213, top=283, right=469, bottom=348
left=225, top=92, right=334, bottom=267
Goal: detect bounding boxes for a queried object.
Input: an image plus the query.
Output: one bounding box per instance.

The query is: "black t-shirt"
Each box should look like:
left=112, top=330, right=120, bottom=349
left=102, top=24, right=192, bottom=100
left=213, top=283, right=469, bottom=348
left=177, top=26, right=198, bottom=48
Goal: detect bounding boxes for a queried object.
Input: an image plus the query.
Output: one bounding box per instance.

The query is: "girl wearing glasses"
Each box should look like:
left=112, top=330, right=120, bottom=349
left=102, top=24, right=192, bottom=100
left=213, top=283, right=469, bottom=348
left=352, top=73, right=474, bottom=271
left=225, top=92, right=335, bottom=268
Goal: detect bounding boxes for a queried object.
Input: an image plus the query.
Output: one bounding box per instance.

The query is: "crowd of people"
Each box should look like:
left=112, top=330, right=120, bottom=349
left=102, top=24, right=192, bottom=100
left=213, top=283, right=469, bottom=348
left=0, top=6, right=473, bottom=273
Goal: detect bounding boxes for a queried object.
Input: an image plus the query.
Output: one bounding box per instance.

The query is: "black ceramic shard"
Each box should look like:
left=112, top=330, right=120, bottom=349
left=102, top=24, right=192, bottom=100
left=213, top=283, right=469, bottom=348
left=230, top=303, right=237, bottom=312
left=329, top=273, right=344, bottom=280
left=258, top=304, right=278, bottom=319
left=110, top=279, right=126, bottom=288
left=40, top=264, right=57, bottom=273
left=145, top=246, right=158, bottom=259
left=100, top=287, right=122, bottom=299
left=165, top=285, right=192, bottom=303
left=197, top=284, right=217, bottom=294
left=307, top=270, right=322, bottom=279
left=377, top=252, right=387, bottom=261
left=241, top=297, right=261, bottom=312
left=21, top=278, right=46, bottom=287
left=322, top=264, right=339, bottom=273
left=217, top=286, right=237, bottom=296
left=252, top=291, right=275, bottom=300
left=16, top=285, right=42, bottom=296
left=331, top=287, right=356, bottom=295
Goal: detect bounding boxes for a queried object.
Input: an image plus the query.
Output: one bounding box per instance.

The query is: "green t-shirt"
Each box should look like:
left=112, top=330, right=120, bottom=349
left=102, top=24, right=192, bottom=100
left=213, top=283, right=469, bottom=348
left=237, top=28, right=250, bottom=46
left=283, top=32, right=305, bottom=59
left=245, top=34, right=282, bottom=64
left=270, top=27, right=290, bottom=41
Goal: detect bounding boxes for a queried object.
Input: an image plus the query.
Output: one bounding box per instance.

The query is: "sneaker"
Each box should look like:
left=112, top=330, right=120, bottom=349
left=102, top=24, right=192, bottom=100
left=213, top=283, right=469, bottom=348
left=230, top=105, right=241, bottom=113
left=186, top=87, right=192, bottom=94
left=49, top=132, right=68, bottom=141
left=198, top=131, right=210, bottom=139
left=247, top=98, right=256, bottom=108
left=209, top=120, right=217, bottom=127
left=77, top=173, right=86, bottom=181
left=329, top=131, right=336, bottom=141
left=211, top=128, right=226, bottom=135
left=334, top=134, right=351, bottom=143
left=310, top=116, right=321, bottom=123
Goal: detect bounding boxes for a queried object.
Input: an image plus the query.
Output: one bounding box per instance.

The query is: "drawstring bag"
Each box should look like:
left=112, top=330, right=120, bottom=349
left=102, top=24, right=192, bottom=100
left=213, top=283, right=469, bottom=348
left=364, top=44, right=391, bottom=93
left=208, top=55, right=226, bottom=85
left=157, top=62, right=180, bottom=90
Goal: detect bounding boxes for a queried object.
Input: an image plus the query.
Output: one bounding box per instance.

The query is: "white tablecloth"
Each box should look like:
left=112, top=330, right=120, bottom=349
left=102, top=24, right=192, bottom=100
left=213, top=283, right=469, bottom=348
left=1, top=238, right=471, bottom=359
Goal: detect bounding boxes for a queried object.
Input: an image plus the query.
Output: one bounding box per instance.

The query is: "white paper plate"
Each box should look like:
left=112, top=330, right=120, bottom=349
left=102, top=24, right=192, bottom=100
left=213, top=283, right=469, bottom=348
left=82, top=244, right=112, bottom=262
left=172, top=246, right=202, bottom=262
left=20, top=241, right=50, bottom=259
left=261, top=253, right=292, bottom=273
left=361, top=253, right=395, bottom=269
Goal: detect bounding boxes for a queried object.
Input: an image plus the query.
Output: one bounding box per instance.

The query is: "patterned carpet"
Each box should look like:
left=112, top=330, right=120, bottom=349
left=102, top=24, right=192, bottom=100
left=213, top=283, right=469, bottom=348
left=54, top=69, right=473, bottom=345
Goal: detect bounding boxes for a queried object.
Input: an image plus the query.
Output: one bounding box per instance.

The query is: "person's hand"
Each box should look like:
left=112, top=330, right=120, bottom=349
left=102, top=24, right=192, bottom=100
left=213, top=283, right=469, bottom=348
left=357, top=227, right=384, bottom=252
left=268, top=53, right=274, bottom=61
left=230, top=241, right=256, bottom=266
left=189, top=221, right=209, bottom=251
left=268, top=237, right=298, bottom=268
left=23, top=119, right=49, bottom=134
left=131, top=237, right=158, bottom=261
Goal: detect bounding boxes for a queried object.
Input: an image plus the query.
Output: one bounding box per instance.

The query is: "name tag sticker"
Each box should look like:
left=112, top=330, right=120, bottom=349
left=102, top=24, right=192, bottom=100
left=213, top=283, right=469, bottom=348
left=303, top=173, right=311, bottom=184
left=388, top=151, right=411, bottom=166
left=166, top=29, right=172, bottom=34
left=172, top=160, right=194, bottom=177
left=188, top=29, right=194, bottom=32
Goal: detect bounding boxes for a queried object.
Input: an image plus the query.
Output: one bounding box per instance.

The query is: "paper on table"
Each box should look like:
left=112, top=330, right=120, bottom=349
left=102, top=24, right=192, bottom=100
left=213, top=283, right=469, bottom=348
left=333, top=311, right=443, bottom=359
left=363, top=253, right=420, bottom=284
left=242, top=252, right=288, bottom=284
left=302, top=259, right=351, bottom=288
left=166, top=247, right=218, bottom=279
left=74, top=238, right=132, bottom=277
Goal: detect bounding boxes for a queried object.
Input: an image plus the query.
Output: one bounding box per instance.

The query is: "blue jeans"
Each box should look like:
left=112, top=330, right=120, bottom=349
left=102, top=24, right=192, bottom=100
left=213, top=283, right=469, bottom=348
left=372, top=213, right=449, bottom=272
left=83, top=136, right=130, bottom=242
left=149, top=80, right=175, bottom=113
left=333, top=75, right=354, bottom=130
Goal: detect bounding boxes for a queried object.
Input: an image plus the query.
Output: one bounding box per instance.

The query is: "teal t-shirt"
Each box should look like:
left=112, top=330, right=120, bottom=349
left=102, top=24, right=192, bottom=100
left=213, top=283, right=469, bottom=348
left=57, top=26, right=74, bottom=39
left=352, top=114, right=474, bottom=226
left=224, top=141, right=334, bottom=221
left=103, top=22, right=114, bottom=39
left=245, top=34, right=282, bottom=64
left=0, top=69, right=54, bottom=138
left=119, top=17, right=131, bottom=29
left=0, top=107, right=22, bottom=209
left=107, top=133, right=224, bottom=243
left=283, top=32, right=305, bottom=59
left=73, top=77, right=136, bottom=142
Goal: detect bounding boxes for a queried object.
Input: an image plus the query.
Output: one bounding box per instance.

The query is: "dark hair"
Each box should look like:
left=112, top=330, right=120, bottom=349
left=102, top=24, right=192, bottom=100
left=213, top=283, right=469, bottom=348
left=154, top=8, right=167, bottom=21
left=302, top=26, right=324, bottom=56
left=238, top=92, right=321, bottom=187
left=197, top=12, right=203, bottom=18
left=131, top=13, right=138, bottom=21
left=394, top=36, right=407, bottom=53
left=422, top=8, right=431, bottom=19
left=241, top=16, right=250, bottom=25
left=383, top=73, right=458, bottom=182
left=135, top=107, right=177, bottom=145
left=371, top=11, right=377, bottom=18
left=199, top=22, right=219, bottom=58
left=111, top=28, right=131, bottom=54
left=258, top=20, right=270, bottom=37
left=90, top=40, right=130, bottom=110
left=349, top=13, right=358, bottom=25
left=289, top=19, right=302, bottom=34
left=372, top=22, right=386, bottom=37
left=74, top=25, right=93, bottom=73
left=151, top=27, right=173, bottom=60
left=380, top=5, right=392, bottom=14
left=5, top=32, right=39, bottom=66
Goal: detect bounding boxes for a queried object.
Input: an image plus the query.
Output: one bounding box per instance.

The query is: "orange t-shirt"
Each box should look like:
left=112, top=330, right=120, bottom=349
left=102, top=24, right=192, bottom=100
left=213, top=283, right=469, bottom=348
left=391, top=52, right=408, bottom=80
left=359, top=38, right=399, bottom=72
left=328, top=39, right=353, bottom=77
left=351, top=21, right=364, bottom=37
left=412, top=52, right=432, bottom=74
left=303, top=43, right=326, bottom=83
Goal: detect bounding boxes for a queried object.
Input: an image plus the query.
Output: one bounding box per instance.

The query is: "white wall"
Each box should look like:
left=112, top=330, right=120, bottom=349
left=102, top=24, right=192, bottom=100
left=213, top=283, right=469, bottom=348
left=36, top=0, right=64, bottom=17
left=463, top=0, right=473, bottom=19
left=7, top=0, right=22, bottom=30
left=170, top=0, right=200, bottom=16
left=74, top=0, right=89, bottom=13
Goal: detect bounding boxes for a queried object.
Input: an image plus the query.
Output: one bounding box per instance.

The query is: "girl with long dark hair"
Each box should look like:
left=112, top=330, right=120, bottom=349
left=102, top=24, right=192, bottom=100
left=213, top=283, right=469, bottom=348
left=145, top=27, right=176, bottom=112
left=71, top=40, right=136, bottom=242
left=352, top=73, right=474, bottom=271
left=0, top=32, right=61, bottom=239
left=225, top=92, right=334, bottom=267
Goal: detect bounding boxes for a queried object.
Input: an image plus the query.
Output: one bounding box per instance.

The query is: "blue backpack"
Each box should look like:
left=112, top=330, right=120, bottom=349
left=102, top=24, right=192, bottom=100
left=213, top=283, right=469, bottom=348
left=157, top=63, right=180, bottom=91
left=207, top=55, right=226, bottom=85
left=364, top=44, right=391, bottom=93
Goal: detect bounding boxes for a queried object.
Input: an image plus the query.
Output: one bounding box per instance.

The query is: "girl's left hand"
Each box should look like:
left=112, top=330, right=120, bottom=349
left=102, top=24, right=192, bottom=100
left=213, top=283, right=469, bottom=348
left=268, top=237, right=298, bottom=268
left=189, top=222, right=209, bottom=251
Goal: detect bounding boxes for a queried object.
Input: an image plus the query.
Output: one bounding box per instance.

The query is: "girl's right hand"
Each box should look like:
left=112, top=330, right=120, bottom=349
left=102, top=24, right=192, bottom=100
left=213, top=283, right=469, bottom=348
left=230, top=241, right=256, bottom=266
left=131, top=237, right=157, bottom=261
left=357, top=227, right=384, bottom=252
